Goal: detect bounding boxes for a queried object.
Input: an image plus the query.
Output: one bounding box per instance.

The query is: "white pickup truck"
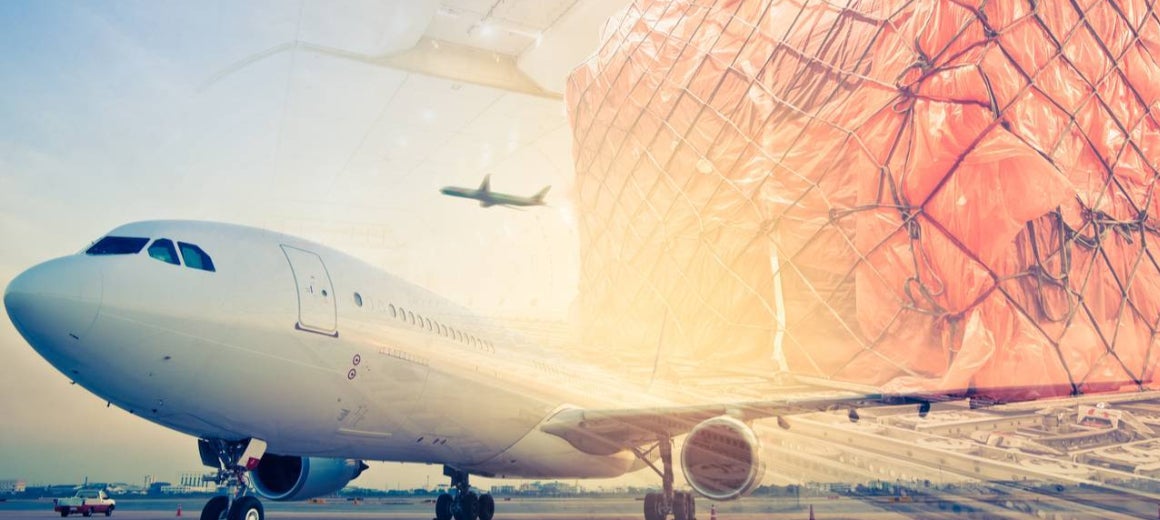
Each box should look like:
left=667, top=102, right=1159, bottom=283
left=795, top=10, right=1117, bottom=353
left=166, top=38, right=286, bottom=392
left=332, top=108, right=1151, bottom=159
left=53, top=489, right=116, bottom=517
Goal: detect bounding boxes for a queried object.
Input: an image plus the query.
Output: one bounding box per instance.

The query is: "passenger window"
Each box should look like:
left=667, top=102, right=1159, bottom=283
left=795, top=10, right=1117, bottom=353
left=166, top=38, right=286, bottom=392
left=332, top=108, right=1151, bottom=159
left=178, top=242, right=215, bottom=272
left=389, top=304, right=397, bottom=318
left=147, top=239, right=180, bottom=266
left=86, top=236, right=149, bottom=255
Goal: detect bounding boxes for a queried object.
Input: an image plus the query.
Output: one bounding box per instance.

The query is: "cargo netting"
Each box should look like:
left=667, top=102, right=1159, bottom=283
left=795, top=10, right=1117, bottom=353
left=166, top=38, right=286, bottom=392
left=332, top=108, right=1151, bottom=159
left=566, top=0, right=1160, bottom=399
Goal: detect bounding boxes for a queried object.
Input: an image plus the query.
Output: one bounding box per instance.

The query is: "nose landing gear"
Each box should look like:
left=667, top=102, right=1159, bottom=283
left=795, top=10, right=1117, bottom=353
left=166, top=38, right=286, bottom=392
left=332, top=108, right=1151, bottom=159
left=434, top=466, right=495, bottom=520
left=197, top=438, right=268, bottom=520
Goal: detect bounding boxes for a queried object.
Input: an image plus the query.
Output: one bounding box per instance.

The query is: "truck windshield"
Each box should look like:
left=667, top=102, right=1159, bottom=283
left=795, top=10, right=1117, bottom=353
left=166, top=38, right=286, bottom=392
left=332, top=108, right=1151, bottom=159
left=86, top=236, right=150, bottom=255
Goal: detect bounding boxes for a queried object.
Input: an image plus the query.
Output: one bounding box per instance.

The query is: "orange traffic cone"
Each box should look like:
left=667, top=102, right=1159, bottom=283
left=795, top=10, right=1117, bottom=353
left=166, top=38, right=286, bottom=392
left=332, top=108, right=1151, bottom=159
left=808, top=504, right=815, bottom=520
left=176, top=504, right=182, bottom=517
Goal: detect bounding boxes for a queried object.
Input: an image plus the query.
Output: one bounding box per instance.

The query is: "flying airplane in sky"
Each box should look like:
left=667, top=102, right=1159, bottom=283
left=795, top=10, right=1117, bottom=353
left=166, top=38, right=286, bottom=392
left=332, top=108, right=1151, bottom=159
left=440, top=175, right=550, bottom=208
left=5, top=220, right=929, bottom=520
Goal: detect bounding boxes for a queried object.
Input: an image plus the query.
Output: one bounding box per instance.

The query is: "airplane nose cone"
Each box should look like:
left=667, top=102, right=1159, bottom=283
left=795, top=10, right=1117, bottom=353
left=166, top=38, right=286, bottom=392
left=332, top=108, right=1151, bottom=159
left=5, top=257, right=103, bottom=349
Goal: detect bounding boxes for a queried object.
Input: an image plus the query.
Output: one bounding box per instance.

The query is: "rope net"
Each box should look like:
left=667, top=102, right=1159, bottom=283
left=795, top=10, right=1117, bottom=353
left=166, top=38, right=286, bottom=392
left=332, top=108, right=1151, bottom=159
left=566, top=0, right=1160, bottom=400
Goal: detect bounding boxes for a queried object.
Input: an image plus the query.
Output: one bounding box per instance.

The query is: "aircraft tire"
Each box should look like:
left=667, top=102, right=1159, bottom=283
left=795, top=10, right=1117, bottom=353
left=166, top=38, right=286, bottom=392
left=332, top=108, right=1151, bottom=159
left=435, top=493, right=453, bottom=520
left=643, top=493, right=664, bottom=520
left=200, top=496, right=229, bottom=520
left=673, top=492, right=688, bottom=520
left=227, top=496, right=263, bottom=520
left=105, top=505, right=114, bottom=517
left=453, top=492, right=478, bottom=520
left=477, top=493, right=495, bottom=520
left=674, top=492, right=696, bottom=520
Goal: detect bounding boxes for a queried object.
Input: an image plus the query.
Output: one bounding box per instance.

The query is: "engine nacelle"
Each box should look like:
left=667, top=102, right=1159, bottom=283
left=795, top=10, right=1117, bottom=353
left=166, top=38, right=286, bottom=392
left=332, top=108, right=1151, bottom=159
left=681, top=416, right=764, bottom=501
left=250, top=454, right=368, bottom=501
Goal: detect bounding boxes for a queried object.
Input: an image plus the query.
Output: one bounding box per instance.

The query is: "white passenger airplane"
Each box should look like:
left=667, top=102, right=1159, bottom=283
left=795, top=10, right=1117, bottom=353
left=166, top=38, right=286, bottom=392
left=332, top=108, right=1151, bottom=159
left=5, top=220, right=911, bottom=520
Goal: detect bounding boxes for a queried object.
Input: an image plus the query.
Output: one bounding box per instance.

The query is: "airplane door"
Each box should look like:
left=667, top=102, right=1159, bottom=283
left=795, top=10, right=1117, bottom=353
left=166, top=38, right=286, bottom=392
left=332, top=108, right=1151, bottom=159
left=281, top=245, right=338, bottom=336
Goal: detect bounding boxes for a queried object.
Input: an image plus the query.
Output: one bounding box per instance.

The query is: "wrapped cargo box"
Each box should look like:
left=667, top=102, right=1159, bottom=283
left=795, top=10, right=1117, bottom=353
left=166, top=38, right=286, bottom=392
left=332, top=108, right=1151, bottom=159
left=567, top=0, right=1160, bottom=399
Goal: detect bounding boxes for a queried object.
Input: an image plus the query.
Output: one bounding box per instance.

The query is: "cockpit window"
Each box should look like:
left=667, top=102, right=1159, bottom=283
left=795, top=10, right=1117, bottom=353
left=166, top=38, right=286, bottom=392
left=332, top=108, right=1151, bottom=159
left=85, top=236, right=149, bottom=255
left=178, top=242, right=215, bottom=272
left=147, top=239, right=180, bottom=266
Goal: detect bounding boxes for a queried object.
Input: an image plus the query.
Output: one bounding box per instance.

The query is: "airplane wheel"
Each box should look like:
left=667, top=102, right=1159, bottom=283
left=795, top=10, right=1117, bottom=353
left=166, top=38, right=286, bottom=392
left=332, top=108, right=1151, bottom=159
left=477, top=493, right=495, bottom=520
left=82, top=509, right=92, bottom=517
left=673, top=492, right=688, bottom=520
left=435, top=493, right=453, bottom=520
left=643, top=493, right=664, bottom=520
left=227, top=496, right=263, bottom=520
left=200, top=496, right=229, bottom=520
left=453, top=492, right=478, bottom=520
left=672, top=492, right=696, bottom=520
left=59, top=510, right=68, bottom=517
left=105, top=506, right=114, bottom=517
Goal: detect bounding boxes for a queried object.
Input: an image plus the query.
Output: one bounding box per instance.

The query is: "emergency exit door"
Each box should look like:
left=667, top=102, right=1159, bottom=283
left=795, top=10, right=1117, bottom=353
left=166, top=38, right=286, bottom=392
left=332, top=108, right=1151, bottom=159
left=281, top=245, right=338, bottom=336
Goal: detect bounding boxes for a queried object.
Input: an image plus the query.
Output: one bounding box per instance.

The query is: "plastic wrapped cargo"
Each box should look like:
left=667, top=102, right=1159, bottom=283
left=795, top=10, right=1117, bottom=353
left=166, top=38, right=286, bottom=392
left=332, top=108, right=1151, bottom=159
left=567, top=0, right=1160, bottom=400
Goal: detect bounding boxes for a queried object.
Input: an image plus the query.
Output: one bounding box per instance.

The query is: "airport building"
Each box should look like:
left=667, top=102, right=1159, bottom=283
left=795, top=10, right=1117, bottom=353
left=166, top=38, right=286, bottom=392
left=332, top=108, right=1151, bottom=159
left=0, top=480, right=26, bottom=494
left=160, top=485, right=193, bottom=495
left=178, top=472, right=215, bottom=493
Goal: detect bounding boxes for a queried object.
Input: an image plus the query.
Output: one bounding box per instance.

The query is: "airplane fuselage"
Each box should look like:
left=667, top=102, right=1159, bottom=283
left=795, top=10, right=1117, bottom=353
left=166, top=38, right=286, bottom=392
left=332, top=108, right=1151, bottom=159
left=439, top=186, right=547, bottom=208
left=5, top=221, right=641, bottom=479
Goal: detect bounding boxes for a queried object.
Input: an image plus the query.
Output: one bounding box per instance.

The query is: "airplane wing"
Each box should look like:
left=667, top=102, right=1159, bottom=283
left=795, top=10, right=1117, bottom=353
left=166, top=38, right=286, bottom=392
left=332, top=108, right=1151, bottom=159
left=540, top=390, right=898, bottom=455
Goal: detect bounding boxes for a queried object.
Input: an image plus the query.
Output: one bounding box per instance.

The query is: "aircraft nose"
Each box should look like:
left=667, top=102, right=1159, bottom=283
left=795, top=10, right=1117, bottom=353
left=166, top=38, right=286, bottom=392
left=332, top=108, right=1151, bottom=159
left=5, top=257, right=103, bottom=349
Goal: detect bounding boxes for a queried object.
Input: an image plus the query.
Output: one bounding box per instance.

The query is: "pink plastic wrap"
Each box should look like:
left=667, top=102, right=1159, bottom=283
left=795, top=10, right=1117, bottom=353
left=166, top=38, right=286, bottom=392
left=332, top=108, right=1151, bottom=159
left=567, top=0, right=1160, bottom=399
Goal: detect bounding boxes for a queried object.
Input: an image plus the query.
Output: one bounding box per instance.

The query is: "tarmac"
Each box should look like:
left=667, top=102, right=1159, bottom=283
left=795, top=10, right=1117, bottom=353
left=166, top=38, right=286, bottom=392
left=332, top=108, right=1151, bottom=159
left=0, top=496, right=933, bottom=520
left=3, top=494, right=1141, bottom=520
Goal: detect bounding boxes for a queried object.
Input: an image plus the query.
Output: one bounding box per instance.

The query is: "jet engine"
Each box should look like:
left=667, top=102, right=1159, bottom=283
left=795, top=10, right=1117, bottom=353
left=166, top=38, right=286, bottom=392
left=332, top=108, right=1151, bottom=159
left=250, top=454, right=368, bottom=501
left=680, top=416, right=764, bottom=501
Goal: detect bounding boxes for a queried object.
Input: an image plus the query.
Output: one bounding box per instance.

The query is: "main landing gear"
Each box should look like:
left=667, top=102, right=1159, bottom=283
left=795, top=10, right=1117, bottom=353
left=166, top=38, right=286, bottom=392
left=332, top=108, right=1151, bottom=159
left=198, top=438, right=268, bottom=520
left=633, top=436, right=696, bottom=520
left=435, top=466, right=495, bottom=520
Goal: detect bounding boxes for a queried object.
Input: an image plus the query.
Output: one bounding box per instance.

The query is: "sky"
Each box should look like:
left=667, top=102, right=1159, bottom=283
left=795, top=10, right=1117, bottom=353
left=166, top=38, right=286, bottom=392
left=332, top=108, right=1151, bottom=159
left=0, top=1, right=606, bottom=489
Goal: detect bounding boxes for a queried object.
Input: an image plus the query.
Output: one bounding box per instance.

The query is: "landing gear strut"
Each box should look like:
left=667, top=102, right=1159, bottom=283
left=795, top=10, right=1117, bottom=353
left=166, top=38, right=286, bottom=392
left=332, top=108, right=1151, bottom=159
left=435, top=466, right=495, bottom=520
left=197, top=438, right=267, bottom=520
left=633, top=436, right=696, bottom=520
